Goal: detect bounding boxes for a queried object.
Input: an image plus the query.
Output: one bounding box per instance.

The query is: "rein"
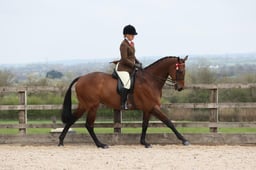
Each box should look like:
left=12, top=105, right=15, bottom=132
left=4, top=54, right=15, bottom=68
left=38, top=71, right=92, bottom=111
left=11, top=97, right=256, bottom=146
left=141, top=70, right=176, bottom=87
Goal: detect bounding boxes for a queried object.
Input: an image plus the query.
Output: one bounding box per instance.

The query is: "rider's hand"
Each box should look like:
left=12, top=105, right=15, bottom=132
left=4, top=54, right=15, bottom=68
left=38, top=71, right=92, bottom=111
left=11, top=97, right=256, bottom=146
left=135, top=63, right=143, bottom=70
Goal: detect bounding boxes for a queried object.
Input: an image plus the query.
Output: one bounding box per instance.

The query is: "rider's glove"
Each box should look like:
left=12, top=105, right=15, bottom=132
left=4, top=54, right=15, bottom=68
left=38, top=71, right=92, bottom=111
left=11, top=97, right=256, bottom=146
left=135, top=63, right=143, bottom=70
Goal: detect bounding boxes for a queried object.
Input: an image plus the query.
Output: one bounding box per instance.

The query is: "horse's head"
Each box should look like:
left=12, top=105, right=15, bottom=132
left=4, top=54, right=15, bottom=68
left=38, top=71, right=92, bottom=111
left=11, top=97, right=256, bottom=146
left=169, top=56, right=188, bottom=91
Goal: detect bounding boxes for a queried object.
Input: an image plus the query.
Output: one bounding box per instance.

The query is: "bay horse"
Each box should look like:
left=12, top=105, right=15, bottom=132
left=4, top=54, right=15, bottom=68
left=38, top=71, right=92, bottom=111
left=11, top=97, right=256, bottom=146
left=58, top=56, right=189, bottom=148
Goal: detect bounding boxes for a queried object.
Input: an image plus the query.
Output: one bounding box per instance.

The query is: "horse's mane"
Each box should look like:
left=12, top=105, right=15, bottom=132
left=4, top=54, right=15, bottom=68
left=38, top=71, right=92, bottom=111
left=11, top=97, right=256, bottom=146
left=144, top=56, right=178, bottom=70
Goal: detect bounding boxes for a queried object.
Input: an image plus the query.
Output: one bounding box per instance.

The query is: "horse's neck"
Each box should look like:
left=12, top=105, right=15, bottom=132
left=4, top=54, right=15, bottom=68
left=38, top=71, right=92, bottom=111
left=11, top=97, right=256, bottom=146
left=143, top=58, right=174, bottom=89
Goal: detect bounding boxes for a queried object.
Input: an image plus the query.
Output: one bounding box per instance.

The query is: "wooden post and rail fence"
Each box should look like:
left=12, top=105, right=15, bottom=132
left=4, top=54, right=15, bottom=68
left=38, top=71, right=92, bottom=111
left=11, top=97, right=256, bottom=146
left=0, top=84, right=256, bottom=145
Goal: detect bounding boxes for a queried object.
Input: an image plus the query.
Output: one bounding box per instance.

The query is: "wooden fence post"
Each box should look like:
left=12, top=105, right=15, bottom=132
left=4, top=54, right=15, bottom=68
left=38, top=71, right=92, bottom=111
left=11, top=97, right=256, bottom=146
left=18, top=90, right=27, bottom=135
left=209, top=88, right=218, bottom=133
left=113, top=109, right=122, bottom=133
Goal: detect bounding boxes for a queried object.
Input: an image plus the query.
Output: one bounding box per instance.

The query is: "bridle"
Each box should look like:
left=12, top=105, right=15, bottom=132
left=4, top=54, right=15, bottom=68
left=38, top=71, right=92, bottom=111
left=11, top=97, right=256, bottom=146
left=141, top=60, right=185, bottom=87
left=165, top=63, right=185, bottom=87
left=174, top=63, right=185, bottom=80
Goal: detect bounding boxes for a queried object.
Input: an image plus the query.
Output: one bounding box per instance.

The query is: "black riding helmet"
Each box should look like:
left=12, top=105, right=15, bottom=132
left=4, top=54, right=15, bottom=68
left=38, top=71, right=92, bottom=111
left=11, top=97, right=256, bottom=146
left=123, top=25, right=138, bottom=35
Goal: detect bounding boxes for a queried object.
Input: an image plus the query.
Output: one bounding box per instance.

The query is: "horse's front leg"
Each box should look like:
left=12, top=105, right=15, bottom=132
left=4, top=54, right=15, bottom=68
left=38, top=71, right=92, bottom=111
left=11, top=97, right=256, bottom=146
left=151, top=105, right=190, bottom=146
left=140, top=112, right=152, bottom=148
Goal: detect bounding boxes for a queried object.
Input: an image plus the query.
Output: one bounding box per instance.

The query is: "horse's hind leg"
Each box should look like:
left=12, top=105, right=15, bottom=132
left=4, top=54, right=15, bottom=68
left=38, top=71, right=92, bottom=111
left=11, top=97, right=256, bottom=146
left=58, top=115, right=77, bottom=146
left=151, top=106, right=190, bottom=146
left=85, top=106, right=108, bottom=149
left=58, top=107, right=85, bottom=146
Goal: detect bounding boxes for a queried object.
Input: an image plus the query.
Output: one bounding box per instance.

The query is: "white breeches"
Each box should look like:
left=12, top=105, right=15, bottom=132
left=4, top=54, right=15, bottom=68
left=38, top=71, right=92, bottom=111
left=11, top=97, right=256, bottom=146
left=115, top=63, right=131, bottom=89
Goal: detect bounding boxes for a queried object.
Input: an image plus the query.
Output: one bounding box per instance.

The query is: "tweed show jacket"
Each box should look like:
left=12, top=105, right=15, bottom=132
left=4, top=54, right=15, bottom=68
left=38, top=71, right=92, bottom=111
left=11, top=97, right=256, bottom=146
left=117, top=39, right=140, bottom=74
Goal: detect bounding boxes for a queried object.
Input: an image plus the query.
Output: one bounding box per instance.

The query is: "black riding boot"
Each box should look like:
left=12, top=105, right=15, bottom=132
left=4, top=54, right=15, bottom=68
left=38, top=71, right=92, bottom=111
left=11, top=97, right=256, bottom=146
left=120, top=88, right=129, bottom=110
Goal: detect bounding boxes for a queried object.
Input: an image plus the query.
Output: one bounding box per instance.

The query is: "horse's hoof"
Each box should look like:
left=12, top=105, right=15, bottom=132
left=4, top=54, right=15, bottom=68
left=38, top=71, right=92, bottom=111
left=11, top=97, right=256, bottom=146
left=140, top=141, right=152, bottom=148
left=58, top=142, right=64, bottom=147
left=182, top=140, right=190, bottom=146
left=145, top=144, right=152, bottom=148
left=102, top=145, right=109, bottom=149
left=98, top=144, right=109, bottom=149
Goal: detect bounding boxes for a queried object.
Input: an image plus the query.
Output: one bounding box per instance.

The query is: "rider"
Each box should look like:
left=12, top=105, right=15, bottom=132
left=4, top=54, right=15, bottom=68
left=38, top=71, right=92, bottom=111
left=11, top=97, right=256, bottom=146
left=116, top=24, right=142, bottom=109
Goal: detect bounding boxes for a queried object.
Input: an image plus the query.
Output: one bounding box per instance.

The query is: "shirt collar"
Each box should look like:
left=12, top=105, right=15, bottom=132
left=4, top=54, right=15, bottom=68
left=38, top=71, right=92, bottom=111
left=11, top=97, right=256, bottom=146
left=125, top=37, right=132, bottom=44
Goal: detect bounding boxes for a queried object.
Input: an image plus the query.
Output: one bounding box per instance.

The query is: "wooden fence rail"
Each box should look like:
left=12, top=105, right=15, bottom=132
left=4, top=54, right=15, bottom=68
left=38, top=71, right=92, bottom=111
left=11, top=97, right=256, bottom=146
left=1, top=84, right=256, bottom=145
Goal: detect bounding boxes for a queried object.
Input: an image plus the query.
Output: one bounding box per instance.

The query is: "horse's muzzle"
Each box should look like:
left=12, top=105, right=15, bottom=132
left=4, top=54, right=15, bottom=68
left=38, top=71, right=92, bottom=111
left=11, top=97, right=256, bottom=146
left=175, top=84, right=184, bottom=91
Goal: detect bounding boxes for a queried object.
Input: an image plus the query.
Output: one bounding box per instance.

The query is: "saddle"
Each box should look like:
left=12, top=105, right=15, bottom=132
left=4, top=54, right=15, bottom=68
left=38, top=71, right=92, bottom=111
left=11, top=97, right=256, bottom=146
left=112, top=69, right=136, bottom=94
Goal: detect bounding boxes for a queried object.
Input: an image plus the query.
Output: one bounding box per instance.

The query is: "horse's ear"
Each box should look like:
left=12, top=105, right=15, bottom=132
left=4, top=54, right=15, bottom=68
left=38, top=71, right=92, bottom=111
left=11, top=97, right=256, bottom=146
left=184, top=55, right=188, bottom=61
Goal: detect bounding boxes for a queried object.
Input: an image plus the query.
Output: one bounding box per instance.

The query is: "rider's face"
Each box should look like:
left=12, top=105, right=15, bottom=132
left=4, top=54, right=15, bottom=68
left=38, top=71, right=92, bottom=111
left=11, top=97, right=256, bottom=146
left=125, top=34, right=135, bottom=41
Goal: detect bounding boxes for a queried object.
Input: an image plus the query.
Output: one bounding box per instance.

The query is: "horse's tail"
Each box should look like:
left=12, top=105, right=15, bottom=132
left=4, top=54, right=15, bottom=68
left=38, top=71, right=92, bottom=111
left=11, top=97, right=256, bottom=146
left=61, top=77, right=80, bottom=124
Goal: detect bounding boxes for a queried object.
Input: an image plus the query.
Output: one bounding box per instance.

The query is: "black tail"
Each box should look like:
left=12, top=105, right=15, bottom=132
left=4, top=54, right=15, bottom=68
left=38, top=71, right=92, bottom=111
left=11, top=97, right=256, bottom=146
left=61, top=77, right=80, bottom=124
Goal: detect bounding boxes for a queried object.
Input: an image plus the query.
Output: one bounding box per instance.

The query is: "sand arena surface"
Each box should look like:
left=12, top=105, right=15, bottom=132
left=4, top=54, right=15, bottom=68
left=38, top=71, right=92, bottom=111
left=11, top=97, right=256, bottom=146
left=0, top=144, right=255, bottom=170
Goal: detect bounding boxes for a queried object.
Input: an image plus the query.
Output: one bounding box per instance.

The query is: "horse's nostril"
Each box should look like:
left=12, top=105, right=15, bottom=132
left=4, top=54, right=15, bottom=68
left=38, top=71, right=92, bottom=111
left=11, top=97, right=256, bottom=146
left=175, top=84, right=183, bottom=91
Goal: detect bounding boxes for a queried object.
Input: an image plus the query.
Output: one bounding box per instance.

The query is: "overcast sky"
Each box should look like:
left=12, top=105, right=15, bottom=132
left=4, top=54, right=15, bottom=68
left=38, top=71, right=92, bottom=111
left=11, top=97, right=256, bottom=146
left=0, top=0, right=256, bottom=64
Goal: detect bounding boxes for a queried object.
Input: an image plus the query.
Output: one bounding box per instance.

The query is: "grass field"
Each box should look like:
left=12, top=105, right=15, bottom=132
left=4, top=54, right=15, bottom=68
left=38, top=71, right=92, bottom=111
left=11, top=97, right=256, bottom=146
left=1, top=127, right=256, bottom=135
left=0, top=120, right=256, bottom=135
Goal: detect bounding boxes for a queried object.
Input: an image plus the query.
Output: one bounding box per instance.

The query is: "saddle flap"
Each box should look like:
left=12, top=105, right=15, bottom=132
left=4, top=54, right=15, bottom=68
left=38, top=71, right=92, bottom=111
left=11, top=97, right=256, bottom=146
left=112, top=68, right=136, bottom=94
